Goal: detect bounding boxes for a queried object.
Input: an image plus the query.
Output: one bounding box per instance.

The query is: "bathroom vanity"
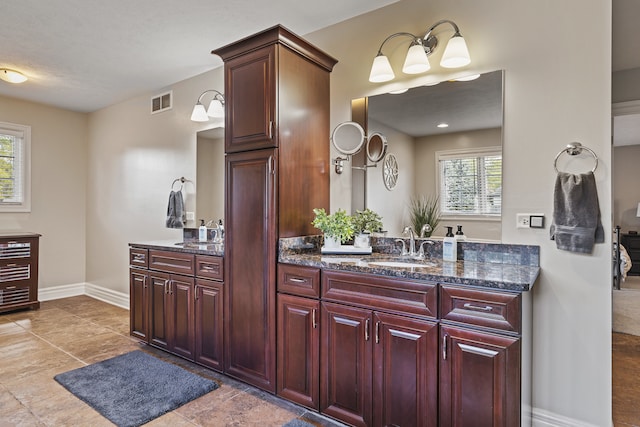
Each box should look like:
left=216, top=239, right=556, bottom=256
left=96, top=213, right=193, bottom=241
left=277, top=237, right=537, bottom=427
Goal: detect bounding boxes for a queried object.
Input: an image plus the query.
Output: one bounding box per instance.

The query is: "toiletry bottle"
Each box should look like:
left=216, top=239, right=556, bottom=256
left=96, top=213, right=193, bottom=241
left=199, top=220, right=207, bottom=242
left=218, top=219, right=224, bottom=241
left=455, top=225, right=466, bottom=241
left=443, top=226, right=457, bottom=262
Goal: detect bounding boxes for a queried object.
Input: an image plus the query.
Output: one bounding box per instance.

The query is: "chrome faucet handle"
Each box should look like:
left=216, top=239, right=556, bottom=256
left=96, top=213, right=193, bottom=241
left=395, top=239, right=408, bottom=256
left=420, top=224, right=432, bottom=238
left=418, top=240, right=435, bottom=258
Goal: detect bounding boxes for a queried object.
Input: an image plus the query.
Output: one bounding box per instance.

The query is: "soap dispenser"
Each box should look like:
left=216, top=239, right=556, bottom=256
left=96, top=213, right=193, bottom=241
left=199, top=220, right=207, bottom=242
left=442, top=226, right=457, bottom=262
left=455, top=225, right=466, bottom=241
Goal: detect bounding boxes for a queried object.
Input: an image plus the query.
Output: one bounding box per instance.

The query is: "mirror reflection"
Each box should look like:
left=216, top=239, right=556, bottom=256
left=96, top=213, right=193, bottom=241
left=353, top=70, right=504, bottom=241
left=196, top=127, right=225, bottom=227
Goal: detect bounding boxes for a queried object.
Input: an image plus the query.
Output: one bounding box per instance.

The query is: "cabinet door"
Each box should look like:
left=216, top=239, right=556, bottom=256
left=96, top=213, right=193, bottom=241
left=225, top=45, right=276, bottom=152
left=129, top=268, right=149, bottom=342
left=225, top=149, right=277, bottom=392
left=195, top=279, right=224, bottom=371
left=440, top=325, right=521, bottom=427
left=320, top=302, right=372, bottom=427
left=277, top=294, right=319, bottom=410
left=373, top=312, right=438, bottom=427
left=169, top=275, right=195, bottom=360
left=149, top=271, right=170, bottom=350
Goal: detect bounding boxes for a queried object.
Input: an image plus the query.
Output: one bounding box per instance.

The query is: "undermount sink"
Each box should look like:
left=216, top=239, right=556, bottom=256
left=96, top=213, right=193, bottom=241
left=367, top=260, right=434, bottom=269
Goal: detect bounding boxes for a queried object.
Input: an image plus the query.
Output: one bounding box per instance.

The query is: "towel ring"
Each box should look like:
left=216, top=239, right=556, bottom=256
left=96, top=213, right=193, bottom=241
left=553, top=142, right=598, bottom=174
left=171, top=177, right=186, bottom=191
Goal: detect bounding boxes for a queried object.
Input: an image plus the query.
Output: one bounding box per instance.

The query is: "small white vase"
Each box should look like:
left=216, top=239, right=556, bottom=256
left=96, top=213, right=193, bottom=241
left=324, top=235, right=341, bottom=249
left=354, top=233, right=370, bottom=248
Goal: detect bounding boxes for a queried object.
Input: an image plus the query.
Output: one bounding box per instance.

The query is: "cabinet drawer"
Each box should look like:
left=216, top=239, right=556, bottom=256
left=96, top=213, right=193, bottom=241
left=196, top=255, right=224, bottom=281
left=440, top=285, right=521, bottom=333
left=148, top=250, right=195, bottom=276
left=0, top=259, right=31, bottom=283
left=322, top=270, right=437, bottom=318
left=0, top=283, right=31, bottom=306
left=623, top=235, right=640, bottom=250
left=129, top=248, right=149, bottom=268
left=278, top=263, right=320, bottom=298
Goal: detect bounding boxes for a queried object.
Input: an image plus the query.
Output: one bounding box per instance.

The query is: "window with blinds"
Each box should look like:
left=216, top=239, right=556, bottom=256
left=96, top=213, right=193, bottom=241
left=437, top=147, right=502, bottom=217
left=0, top=122, right=31, bottom=212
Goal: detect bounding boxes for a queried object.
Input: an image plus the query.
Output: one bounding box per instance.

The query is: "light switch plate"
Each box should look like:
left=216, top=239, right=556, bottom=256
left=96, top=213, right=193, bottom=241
left=529, top=215, right=545, bottom=228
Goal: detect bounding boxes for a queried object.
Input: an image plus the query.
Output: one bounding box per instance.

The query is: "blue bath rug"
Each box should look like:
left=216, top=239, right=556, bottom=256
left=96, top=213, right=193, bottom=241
left=54, top=350, right=218, bottom=427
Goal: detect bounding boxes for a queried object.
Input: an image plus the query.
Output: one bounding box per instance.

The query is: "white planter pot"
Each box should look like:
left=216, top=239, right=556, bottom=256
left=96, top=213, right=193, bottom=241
left=324, top=235, right=341, bottom=249
left=354, top=233, right=371, bottom=248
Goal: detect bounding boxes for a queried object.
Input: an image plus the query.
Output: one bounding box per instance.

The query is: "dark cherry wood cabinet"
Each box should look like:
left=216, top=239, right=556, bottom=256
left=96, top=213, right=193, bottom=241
left=224, top=148, right=278, bottom=392
left=195, top=279, right=224, bottom=371
left=129, top=247, right=224, bottom=367
left=214, top=25, right=336, bottom=393
left=277, top=293, right=320, bottom=409
left=129, top=267, right=148, bottom=341
left=439, top=325, right=520, bottom=427
left=0, top=233, right=40, bottom=313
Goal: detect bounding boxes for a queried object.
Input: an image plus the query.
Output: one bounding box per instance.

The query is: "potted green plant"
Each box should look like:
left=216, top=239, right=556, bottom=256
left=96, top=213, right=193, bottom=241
left=352, top=208, right=383, bottom=247
left=311, top=208, right=355, bottom=248
left=409, top=195, right=441, bottom=237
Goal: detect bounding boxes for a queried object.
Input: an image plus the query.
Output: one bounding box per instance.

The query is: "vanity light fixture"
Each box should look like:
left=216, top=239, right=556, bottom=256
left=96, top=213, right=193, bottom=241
left=190, top=89, right=225, bottom=122
left=369, top=19, right=470, bottom=83
left=0, top=68, right=28, bottom=84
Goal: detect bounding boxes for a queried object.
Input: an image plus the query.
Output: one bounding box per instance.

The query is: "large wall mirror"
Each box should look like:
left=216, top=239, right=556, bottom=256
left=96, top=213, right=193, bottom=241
left=195, top=127, right=225, bottom=226
left=352, top=70, right=504, bottom=241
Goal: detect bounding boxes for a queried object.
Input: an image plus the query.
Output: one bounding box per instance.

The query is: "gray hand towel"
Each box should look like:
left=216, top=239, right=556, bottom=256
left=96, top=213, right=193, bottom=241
left=550, top=171, right=604, bottom=254
left=166, top=190, right=185, bottom=228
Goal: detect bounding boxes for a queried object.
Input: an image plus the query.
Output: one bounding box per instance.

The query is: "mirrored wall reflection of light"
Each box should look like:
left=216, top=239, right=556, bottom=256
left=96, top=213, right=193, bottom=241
left=452, top=74, right=481, bottom=82
left=437, top=123, right=449, bottom=128
left=0, top=68, right=28, bottom=83
left=389, top=88, right=409, bottom=95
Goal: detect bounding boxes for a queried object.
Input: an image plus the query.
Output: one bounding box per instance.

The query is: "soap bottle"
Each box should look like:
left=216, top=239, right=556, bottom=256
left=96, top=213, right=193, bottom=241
left=199, top=220, right=207, bottom=242
left=442, top=226, right=457, bottom=262
left=455, top=225, right=466, bottom=241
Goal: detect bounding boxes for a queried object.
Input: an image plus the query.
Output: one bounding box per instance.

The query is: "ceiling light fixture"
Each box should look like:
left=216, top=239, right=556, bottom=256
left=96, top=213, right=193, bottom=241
left=369, top=19, right=471, bottom=83
left=0, top=68, right=28, bottom=84
left=190, top=89, right=225, bottom=122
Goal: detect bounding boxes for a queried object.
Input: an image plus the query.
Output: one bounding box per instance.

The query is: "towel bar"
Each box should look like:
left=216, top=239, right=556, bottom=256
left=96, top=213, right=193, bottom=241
left=553, top=142, right=598, bottom=174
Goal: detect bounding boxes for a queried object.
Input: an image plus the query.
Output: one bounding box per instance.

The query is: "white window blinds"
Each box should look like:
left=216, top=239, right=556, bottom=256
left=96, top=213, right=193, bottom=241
left=0, top=122, right=31, bottom=212
left=438, top=147, right=501, bottom=217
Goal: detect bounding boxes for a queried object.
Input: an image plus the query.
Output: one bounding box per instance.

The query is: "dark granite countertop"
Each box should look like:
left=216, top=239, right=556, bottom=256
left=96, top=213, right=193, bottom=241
left=279, top=236, right=539, bottom=293
left=129, top=240, right=224, bottom=257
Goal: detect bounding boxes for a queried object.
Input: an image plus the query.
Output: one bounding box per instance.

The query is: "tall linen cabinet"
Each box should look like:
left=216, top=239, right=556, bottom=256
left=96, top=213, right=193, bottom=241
left=213, top=26, right=337, bottom=393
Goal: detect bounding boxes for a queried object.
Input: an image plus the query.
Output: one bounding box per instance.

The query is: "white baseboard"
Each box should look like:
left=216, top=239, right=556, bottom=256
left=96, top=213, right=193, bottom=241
left=532, top=407, right=610, bottom=427
left=38, top=282, right=129, bottom=310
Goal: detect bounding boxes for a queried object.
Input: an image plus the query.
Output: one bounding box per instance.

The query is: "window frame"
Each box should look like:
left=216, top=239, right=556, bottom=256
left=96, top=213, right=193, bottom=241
left=435, top=146, right=502, bottom=221
left=0, top=121, right=31, bottom=213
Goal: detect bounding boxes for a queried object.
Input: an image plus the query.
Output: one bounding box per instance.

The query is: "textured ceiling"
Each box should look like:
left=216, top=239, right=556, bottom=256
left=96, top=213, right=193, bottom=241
left=0, top=0, right=398, bottom=112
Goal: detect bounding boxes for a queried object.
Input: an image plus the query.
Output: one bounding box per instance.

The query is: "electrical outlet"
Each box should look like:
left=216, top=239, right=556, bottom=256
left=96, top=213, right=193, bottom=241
left=516, top=214, right=530, bottom=228
left=516, top=213, right=545, bottom=229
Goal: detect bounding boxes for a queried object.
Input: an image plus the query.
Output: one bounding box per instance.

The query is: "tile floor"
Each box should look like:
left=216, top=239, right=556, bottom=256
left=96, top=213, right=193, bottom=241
left=0, top=296, right=344, bottom=427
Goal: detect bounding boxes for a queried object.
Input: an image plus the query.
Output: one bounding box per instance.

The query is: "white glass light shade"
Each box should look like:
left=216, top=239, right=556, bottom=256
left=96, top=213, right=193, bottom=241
left=190, top=103, right=209, bottom=122
left=440, top=35, right=471, bottom=68
left=369, top=54, right=395, bottom=83
left=0, top=69, right=27, bottom=83
left=402, top=43, right=430, bottom=74
left=207, top=98, right=224, bottom=118
left=636, top=202, right=640, bottom=217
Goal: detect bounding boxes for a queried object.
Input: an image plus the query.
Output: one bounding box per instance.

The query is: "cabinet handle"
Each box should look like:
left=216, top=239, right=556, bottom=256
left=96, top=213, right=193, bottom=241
left=268, top=120, right=273, bottom=139
left=200, top=265, right=214, bottom=272
left=143, top=276, right=147, bottom=289
left=312, top=308, right=317, bottom=329
left=365, top=318, right=370, bottom=341
left=463, top=303, right=493, bottom=312
left=375, top=321, right=380, bottom=344
left=289, top=277, right=306, bottom=284
left=194, top=285, right=199, bottom=301
left=6, top=263, right=16, bottom=267
left=443, top=334, right=448, bottom=360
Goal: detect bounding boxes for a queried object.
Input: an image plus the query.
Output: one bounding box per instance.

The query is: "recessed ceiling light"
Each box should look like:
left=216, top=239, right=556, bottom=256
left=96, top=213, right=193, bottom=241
left=437, top=123, right=449, bottom=128
left=0, top=68, right=28, bottom=84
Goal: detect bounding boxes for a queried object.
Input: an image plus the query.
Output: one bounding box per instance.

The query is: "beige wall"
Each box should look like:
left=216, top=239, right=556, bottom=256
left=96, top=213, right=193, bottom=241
left=0, top=95, right=87, bottom=290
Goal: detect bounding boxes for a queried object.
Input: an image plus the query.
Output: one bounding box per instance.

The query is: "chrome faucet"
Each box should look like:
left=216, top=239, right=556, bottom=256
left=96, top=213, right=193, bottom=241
left=420, top=223, right=432, bottom=238
left=402, top=225, right=417, bottom=258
